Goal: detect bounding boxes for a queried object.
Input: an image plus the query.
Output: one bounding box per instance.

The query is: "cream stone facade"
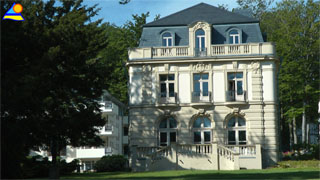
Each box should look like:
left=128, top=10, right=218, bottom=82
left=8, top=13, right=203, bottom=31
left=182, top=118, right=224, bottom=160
left=127, top=3, right=279, bottom=171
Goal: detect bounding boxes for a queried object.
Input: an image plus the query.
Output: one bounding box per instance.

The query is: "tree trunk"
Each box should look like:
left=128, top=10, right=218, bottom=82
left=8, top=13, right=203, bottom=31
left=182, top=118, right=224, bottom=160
left=289, top=121, right=293, bottom=150
left=293, top=116, right=297, bottom=145
left=302, top=102, right=306, bottom=144
left=49, top=138, right=60, bottom=179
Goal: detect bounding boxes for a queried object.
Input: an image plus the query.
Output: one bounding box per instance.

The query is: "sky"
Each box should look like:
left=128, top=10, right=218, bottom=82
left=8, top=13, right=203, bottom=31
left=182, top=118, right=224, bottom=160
left=83, top=0, right=241, bottom=26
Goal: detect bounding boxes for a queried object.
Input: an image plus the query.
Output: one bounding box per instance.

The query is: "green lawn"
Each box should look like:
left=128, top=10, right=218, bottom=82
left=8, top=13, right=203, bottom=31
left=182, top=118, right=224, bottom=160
left=61, top=167, right=320, bottom=179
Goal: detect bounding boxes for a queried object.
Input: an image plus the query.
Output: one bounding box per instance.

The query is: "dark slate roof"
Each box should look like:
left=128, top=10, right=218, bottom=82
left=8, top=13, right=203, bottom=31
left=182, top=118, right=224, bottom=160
left=144, top=3, right=259, bottom=27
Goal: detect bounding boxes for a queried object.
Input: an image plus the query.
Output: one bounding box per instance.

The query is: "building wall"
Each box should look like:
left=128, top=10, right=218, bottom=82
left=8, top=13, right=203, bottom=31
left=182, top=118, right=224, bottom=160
left=128, top=59, right=279, bottom=167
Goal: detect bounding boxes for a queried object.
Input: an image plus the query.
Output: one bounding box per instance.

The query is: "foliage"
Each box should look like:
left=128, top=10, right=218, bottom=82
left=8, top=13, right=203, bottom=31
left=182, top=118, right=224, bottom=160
left=62, top=168, right=319, bottom=179
left=2, top=0, right=108, bottom=178
left=20, top=156, right=78, bottom=178
left=94, top=155, right=128, bottom=172
left=236, top=0, right=274, bottom=19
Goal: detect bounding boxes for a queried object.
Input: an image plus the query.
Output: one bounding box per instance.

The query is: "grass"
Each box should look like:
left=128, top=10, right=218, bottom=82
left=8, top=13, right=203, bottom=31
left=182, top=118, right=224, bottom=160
left=60, top=162, right=320, bottom=180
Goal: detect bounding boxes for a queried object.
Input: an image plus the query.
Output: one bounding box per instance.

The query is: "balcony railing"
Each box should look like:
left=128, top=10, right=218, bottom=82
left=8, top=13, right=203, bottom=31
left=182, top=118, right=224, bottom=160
left=194, top=48, right=207, bottom=57
left=128, top=43, right=275, bottom=60
left=191, top=91, right=212, bottom=103
left=158, top=92, right=177, bottom=104
left=226, top=90, right=247, bottom=102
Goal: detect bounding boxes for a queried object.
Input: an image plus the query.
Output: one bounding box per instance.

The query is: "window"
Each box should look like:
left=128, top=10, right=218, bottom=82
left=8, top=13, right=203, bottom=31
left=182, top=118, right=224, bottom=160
left=123, top=127, right=129, bottom=136
left=227, top=72, right=244, bottom=101
left=229, top=29, right=240, bottom=44
left=162, top=32, right=173, bottom=47
left=195, top=29, right=206, bottom=56
left=193, top=116, right=211, bottom=144
left=193, top=73, right=209, bottom=102
left=159, top=117, right=177, bottom=146
left=160, top=74, right=175, bottom=98
left=227, top=116, right=246, bottom=145
left=105, top=101, right=112, bottom=109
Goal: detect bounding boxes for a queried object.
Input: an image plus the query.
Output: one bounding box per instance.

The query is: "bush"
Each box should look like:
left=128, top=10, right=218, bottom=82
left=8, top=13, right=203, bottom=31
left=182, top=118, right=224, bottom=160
left=94, top=155, right=127, bottom=172
left=60, top=159, right=79, bottom=175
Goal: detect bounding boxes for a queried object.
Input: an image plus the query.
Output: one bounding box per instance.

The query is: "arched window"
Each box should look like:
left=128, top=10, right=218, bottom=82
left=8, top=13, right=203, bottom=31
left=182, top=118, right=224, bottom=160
left=227, top=116, right=246, bottom=145
left=195, top=29, right=205, bottom=52
left=229, top=29, right=240, bottom=44
left=162, top=32, right=173, bottom=47
left=193, top=116, right=211, bottom=144
left=159, top=117, right=177, bottom=146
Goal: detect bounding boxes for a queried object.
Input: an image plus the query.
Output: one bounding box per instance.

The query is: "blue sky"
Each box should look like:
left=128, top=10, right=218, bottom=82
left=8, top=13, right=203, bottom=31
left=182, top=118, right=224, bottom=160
left=84, top=0, right=241, bottom=26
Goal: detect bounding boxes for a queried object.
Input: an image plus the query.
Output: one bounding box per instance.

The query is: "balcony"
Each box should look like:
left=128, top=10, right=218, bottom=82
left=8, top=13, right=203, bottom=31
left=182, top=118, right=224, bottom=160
left=156, top=92, right=178, bottom=106
left=100, top=124, right=113, bottom=135
left=76, top=147, right=106, bottom=159
left=99, top=101, right=113, bottom=113
left=128, top=43, right=275, bottom=60
left=191, top=91, right=212, bottom=105
left=225, top=90, right=247, bottom=105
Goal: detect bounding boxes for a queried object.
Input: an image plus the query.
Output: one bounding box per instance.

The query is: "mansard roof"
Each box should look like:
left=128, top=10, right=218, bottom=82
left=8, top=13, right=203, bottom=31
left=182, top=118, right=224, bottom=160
left=144, top=3, right=259, bottom=27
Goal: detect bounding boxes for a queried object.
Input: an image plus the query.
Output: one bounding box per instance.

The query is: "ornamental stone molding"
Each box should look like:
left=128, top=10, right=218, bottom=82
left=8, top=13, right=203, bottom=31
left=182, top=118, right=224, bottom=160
left=193, top=62, right=211, bottom=72
left=191, top=21, right=210, bottom=31
left=142, top=65, right=152, bottom=72
left=251, top=61, right=261, bottom=74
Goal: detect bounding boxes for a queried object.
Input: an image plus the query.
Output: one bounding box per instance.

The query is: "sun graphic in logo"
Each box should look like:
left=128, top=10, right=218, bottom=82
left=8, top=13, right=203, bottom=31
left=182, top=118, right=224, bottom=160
left=13, top=3, right=23, bottom=13
left=3, top=3, right=25, bottom=21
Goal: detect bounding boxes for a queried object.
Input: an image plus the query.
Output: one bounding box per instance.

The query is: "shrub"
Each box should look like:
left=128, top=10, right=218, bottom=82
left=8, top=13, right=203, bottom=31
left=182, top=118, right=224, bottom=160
left=59, top=159, right=79, bottom=175
left=94, top=155, right=127, bottom=172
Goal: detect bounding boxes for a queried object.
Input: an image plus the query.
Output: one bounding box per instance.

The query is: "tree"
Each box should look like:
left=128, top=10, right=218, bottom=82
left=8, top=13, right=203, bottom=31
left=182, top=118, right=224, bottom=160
left=256, top=0, right=319, bottom=150
left=236, top=0, right=274, bottom=19
left=2, top=0, right=108, bottom=178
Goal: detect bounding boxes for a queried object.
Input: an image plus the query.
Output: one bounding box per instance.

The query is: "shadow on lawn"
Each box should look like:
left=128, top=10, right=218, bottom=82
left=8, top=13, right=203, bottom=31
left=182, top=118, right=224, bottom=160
left=63, top=170, right=320, bottom=179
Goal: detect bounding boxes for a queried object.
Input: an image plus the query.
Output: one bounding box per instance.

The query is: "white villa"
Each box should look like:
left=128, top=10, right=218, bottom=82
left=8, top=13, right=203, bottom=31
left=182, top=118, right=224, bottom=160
left=127, top=3, right=279, bottom=171
left=31, top=90, right=129, bottom=172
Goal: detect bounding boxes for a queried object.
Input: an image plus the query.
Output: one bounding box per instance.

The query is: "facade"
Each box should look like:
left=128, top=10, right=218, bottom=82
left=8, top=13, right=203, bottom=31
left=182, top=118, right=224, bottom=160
left=31, top=90, right=128, bottom=172
left=127, top=3, right=279, bottom=171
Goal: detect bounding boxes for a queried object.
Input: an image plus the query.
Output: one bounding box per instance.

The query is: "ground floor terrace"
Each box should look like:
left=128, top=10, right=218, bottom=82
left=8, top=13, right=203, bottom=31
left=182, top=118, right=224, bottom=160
left=129, top=103, right=280, bottom=171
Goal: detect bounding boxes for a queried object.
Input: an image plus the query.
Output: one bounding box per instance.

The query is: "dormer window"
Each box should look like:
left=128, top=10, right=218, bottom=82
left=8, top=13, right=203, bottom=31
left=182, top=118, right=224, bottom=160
left=162, top=32, right=173, bottom=47
left=229, top=29, right=240, bottom=44
left=195, top=29, right=206, bottom=56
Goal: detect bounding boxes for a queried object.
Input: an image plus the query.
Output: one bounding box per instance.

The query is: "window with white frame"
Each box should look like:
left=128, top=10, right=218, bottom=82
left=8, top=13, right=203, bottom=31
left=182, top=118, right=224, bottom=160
left=159, top=117, right=177, bottom=146
left=227, top=72, right=244, bottom=101
left=227, top=116, right=246, bottom=145
left=193, top=116, right=211, bottom=144
left=195, top=29, right=205, bottom=51
left=193, top=73, right=209, bottom=101
left=229, top=29, right=240, bottom=44
left=162, top=32, right=173, bottom=47
left=160, top=74, right=175, bottom=98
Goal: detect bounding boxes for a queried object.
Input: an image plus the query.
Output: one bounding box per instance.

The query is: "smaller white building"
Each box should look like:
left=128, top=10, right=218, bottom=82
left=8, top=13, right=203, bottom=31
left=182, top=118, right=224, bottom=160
left=31, top=90, right=128, bottom=172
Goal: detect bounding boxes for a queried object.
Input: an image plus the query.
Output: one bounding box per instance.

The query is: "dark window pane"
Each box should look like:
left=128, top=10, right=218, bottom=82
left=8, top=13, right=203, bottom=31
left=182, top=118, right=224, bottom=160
left=238, top=118, right=246, bottom=127
left=169, top=117, right=177, bottom=128
left=160, top=132, right=167, bottom=145
left=168, top=38, right=172, bottom=46
left=170, top=132, right=176, bottom=142
left=228, top=73, right=235, bottom=80
left=229, top=36, right=234, bottom=44
left=204, top=117, right=211, bottom=127
left=239, top=131, right=246, bottom=141
left=230, top=30, right=238, bottom=34
left=228, top=81, right=235, bottom=91
left=160, top=75, right=167, bottom=81
left=201, top=37, right=205, bottom=50
left=159, top=120, right=167, bottom=128
left=228, top=131, right=235, bottom=144
left=162, top=39, right=166, bottom=46
left=169, top=83, right=174, bottom=97
left=193, top=117, right=201, bottom=128
left=160, top=83, right=166, bottom=97
left=194, top=131, right=201, bottom=143
left=194, top=74, right=200, bottom=80
left=202, top=73, right=209, bottom=80
left=235, top=36, right=239, bottom=44
left=195, top=36, right=199, bottom=48
left=203, top=82, right=208, bottom=96
left=236, top=72, right=243, bottom=78
left=228, top=117, right=236, bottom=127
left=237, top=81, right=243, bottom=95
left=195, top=29, right=205, bottom=36
left=194, top=82, right=200, bottom=96
left=168, top=74, right=175, bottom=80
left=163, top=32, right=171, bottom=37
left=204, top=131, right=211, bottom=143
